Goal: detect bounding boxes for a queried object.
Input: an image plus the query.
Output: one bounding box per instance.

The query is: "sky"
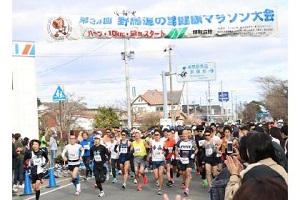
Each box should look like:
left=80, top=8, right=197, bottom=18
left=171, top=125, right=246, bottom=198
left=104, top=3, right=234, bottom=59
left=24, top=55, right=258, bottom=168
left=12, top=0, right=288, bottom=110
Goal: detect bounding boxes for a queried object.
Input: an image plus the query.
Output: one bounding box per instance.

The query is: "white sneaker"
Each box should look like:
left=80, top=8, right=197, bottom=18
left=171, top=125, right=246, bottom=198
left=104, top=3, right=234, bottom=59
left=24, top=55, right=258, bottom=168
left=133, top=179, right=137, bottom=184
left=106, top=175, right=109, bottom=181
left=98, top=191, right=105, bottom=197
left=12, top=187, right=18, bottom=193
left=18, top=184, right=24, bottom=189
left=13, top=184, right=18, bottom=191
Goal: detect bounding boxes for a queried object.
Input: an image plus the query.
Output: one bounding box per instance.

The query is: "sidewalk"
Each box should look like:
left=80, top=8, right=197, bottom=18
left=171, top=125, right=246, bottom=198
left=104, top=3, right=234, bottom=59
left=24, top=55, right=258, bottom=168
left=12, top=174, right=71, bottom=199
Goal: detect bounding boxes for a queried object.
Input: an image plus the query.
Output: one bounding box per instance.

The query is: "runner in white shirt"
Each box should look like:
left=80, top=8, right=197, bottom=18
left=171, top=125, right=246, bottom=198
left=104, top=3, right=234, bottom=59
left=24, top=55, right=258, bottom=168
left=149, top=129, right=166, bottom=195
left=62, top=134, right=85, bottom=196
left=106, top=134, right=119, bottom=183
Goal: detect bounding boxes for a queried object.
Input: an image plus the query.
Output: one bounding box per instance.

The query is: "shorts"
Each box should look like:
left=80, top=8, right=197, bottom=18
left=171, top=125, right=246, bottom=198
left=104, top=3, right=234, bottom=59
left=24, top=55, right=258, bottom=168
left=178, top=160, right=194, bottom=171
left=152, top=161, right=165, bottom=169
left=119, top=156, right=130, bottom=165
left=204, top=156, right=219, bottom=166
left=68, top=164, right=80, bottom=171
left=134, top=156, right=147, bottom=168
left=31, top=173, right=44, bottom=184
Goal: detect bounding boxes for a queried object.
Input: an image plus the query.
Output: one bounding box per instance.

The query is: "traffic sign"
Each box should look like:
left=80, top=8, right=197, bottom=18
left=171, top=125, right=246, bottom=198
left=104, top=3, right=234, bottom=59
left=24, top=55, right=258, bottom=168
left=256, top=112, right=264, bottom=118
left=218, top=92, right=229, bottom=102
left=53, top=86, right=67, bottom=102
left=176, top=62, right=216, bottom=82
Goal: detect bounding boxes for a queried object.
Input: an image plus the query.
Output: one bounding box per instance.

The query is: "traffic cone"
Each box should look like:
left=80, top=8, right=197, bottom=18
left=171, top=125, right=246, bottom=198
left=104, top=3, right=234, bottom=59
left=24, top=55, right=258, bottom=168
left=46, top=167, right=59, bottom=188
left=20, top=170, right=32, bottom=196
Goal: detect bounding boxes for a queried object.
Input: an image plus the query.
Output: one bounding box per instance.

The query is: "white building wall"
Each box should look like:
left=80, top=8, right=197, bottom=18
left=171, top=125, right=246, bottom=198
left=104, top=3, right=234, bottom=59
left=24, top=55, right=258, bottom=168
left=12, top=41, right=39, bottom=140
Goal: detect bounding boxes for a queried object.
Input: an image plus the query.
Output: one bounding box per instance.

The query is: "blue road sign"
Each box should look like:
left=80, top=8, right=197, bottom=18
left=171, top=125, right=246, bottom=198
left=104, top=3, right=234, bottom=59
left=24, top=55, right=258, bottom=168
left=53, top=86, right=66, bottom=102
left=256, top=112, right=264, bottom=118
left=218, top=92, right=229, bottom=102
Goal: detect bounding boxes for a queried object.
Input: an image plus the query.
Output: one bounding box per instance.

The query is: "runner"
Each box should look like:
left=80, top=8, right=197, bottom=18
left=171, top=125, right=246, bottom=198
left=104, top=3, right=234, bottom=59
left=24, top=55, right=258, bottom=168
left=90, top=134, right=110, bottom=197
left=106, top=133, right=119, bottom=183
left=164, top=129, right=176, bottom=187
left=23, top=139, right=48, bottom=200
left=175, top=129, right=198, bottom=196
left=61, top=134, right=85, bottom=196
left=149, top=129, right=165, bottom=195
left=130, top=130, right=149, bottom=191
left=116, top=130, right=132, bottom=189
left=80, top=131, right=92, bottom=180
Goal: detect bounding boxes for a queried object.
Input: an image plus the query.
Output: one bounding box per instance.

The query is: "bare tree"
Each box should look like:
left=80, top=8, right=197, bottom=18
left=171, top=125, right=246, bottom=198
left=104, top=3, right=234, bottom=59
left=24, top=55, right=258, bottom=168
left=50, top=93, right=87, bottom=142
left=241, top=101, right=262, bottom=122
left=136, top=112, right=161, bottom=130
left=255, top=76, right=288, bottom=121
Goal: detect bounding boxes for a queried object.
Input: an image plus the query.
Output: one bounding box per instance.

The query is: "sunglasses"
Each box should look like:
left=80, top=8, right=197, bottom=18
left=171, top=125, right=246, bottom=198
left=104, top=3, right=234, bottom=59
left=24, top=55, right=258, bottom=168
left=121, top=134, right=126, bottom=136
left=154, top=134, right=160, bottom=136
left=205, top=134, right=211, bottom=136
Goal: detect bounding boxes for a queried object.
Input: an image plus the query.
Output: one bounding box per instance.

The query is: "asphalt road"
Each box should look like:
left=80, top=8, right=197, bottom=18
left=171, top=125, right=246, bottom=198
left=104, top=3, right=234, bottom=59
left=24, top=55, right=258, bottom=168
left=13, top=171, right=211, bottom=200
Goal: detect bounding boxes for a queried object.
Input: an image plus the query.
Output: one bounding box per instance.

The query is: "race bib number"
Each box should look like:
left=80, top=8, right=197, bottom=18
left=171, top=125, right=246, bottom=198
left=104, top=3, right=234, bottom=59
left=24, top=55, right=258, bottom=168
left=84, top=145, right=90, bottom=150
left=33, top=158, right=42, bottom=166
left=94, top=154, right=102, bottom=162
left=198, top=140, right=205, bottom=147
left=120, top=148, right=127, bottom=154
left=134, top=147, right=141, bottom=153
left=69, top=153, right=77, bottom=160
left=206, top=148, right=213, bottom=156
left=180, top=157, right=189, bottom=164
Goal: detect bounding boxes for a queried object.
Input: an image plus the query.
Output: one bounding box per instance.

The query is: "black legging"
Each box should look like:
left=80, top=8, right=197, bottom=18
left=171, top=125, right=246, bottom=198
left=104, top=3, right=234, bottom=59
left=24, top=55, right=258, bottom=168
left=82, top=156, right=91, bottom=177
left=94, top=165, right=107, bottom=191
left=111, top=158, right=119, bottom=178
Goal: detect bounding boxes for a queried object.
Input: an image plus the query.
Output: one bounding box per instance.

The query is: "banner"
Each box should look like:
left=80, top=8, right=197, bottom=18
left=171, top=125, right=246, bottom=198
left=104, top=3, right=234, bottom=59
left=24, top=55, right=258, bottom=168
left=44, top=7, right=278, bottom=42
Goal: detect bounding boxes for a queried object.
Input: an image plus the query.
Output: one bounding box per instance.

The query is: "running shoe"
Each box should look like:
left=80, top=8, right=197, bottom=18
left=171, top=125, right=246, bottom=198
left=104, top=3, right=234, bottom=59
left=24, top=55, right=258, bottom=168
left=143, top=175, right=148, bottom=184
left=112, top=178, right=117, bottom=183
left=202, top=179, right=208, bottom=187
left=184, top=188, right=189, bottom=196
left=157, top=189, right=163, bottom=195
left=122, top=183, right=126, bottom=189
left=180, top=183, right=186, bottom=189
left=133, top=179, right=137, bottom=184
left=166, top=180, right=173, bottom=187
left=170, top=178, right=175, bottom=184
left=137, top=185, right=142, bottom=191
left=98, top=191, right=105, bottom=197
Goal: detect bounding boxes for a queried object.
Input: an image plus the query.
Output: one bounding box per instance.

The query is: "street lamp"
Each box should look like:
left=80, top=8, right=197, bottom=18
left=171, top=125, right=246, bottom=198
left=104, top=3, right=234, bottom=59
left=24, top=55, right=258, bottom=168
left=116, top=10, right=136, bottom=129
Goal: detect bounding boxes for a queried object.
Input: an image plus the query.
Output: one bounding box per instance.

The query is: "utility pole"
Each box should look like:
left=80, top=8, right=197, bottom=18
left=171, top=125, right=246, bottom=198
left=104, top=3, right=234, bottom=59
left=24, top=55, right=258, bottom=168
left=186, top=82, right=189, bottom=117
left=164, top=45, right=174, bottom=125
left=231, top=91, right=234, bottom=121
left=162, top=70, right=168, bottom=119
left=117, top=10, right=136, bottom=129
left=221, top=81, right=224, bottom=123
left=208, top=81, right=212, bottom=123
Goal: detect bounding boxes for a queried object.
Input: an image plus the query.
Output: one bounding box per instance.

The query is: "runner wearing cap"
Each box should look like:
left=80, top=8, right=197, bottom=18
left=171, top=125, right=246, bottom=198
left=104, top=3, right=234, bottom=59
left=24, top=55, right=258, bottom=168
left=90, top=134, right=110, bottom=197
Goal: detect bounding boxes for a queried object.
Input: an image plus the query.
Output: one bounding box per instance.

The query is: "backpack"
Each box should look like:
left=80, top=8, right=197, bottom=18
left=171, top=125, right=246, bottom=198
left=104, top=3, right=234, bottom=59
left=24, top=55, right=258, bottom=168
left=272, top=141, right=288, bottom=172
